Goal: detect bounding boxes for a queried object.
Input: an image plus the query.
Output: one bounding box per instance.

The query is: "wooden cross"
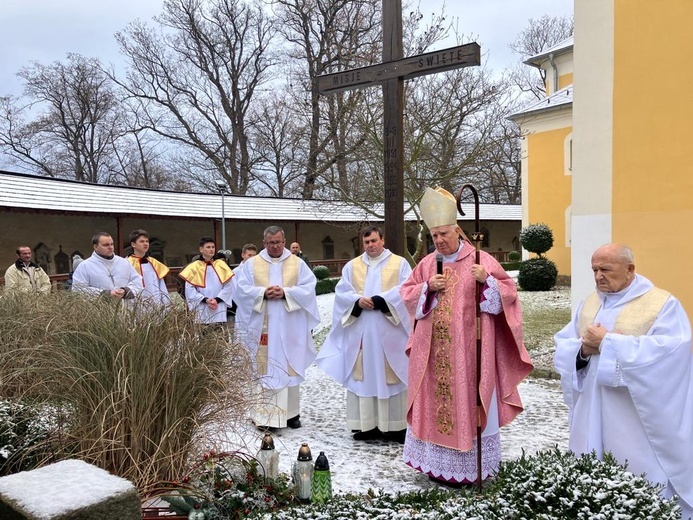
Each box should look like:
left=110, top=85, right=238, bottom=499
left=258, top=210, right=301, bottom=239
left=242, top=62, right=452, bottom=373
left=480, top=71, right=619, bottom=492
left=317, top=0, right=480, bottom=256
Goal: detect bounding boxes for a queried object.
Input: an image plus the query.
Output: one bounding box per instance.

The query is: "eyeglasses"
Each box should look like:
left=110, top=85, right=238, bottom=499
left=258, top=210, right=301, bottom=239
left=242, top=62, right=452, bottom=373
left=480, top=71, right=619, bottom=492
left=265, top=240, right=285, bottom=246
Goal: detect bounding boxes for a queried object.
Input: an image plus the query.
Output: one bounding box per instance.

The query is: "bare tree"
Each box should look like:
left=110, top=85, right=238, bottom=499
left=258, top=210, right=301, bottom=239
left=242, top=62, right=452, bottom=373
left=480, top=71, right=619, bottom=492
left=461, top=98, right=522, bottom=204
left=401, top=66, right=510, bottom=206
left=114, top=0, right=274, bottom=194
left=508, top=14, right=574, bottom=100
left=0, top=54, right=124, bottom=183
left=109, top=129, right=190, bottom=190
left=272, top=0, right=381, bottom=199
left=248, top=91, right=307, bottom=197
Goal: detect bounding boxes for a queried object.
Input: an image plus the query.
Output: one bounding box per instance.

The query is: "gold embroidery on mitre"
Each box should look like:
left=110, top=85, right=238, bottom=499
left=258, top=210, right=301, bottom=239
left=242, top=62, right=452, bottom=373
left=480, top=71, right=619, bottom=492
left=420, top=187, right=458, bottom=230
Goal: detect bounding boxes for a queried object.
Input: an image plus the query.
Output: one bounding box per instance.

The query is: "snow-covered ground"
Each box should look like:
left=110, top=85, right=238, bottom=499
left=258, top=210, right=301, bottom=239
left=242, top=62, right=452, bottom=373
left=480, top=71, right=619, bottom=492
left=228, top=292, right=570, bottom=495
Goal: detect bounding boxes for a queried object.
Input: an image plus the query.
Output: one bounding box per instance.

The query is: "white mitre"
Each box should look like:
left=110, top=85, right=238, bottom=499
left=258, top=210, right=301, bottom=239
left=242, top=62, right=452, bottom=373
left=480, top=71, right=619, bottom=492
left=420, top=187, right=458, bottom=229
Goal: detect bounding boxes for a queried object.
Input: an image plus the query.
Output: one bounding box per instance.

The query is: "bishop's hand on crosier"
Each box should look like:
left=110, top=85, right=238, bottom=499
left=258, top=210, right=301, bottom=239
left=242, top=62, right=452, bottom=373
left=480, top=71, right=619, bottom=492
left=471, top=264, right=488, bottom=284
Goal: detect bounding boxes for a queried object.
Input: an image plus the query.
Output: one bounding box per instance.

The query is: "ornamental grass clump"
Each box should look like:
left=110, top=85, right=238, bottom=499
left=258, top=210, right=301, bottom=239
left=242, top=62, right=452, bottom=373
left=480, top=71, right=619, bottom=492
left=0, top=290, right=256, bottom=496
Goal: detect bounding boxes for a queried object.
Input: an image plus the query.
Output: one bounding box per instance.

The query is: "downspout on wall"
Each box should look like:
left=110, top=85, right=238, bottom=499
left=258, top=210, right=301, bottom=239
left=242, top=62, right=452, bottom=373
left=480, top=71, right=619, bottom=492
left=548, top=53, right=558, bottom=94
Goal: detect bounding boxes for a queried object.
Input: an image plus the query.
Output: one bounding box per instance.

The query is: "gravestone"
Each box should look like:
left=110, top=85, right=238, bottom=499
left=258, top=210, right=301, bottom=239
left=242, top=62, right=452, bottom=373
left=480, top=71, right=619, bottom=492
left=0, top=459, right=140, bottom=520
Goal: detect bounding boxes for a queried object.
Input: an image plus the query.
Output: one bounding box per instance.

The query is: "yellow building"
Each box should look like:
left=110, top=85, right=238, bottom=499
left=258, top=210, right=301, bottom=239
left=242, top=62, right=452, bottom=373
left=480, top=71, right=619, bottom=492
left=512, top=1, right=693, bottom=318
left=508, top=37, right=574, bottom=279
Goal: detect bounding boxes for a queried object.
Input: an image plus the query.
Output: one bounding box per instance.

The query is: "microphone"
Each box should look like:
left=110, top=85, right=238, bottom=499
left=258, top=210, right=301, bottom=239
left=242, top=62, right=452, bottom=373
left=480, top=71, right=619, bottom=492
left=436, top=253, right=443, bottom=276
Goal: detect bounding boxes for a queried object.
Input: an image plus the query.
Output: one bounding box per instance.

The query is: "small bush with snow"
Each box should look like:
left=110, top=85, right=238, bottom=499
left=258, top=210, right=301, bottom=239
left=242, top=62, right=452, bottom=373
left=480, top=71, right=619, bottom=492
left=312, top=265, right=331, bottom=281
left=246, top=448, right=680, bottom=519
left=0, top=399, right=58, bottom=475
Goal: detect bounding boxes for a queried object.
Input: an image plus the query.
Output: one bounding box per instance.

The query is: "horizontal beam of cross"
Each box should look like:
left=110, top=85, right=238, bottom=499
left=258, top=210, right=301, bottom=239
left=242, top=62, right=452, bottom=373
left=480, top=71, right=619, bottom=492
left=318, top=42, right=480, bottom=94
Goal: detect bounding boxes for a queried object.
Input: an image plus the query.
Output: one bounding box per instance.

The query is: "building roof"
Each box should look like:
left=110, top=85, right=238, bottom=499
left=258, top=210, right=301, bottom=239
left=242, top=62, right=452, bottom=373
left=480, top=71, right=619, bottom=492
left=524, top=36, right=574, bottom=67
left=0, top=170, right=521, bottom=222
left=506, top=84, right=573, bottom=121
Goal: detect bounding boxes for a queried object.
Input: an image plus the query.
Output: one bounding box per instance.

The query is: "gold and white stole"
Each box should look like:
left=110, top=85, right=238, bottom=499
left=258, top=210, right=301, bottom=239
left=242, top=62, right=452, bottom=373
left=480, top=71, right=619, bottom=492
left=350, top=254, right=402, bottom=384
left=252, top=254, right=302, bottom=376
left=578, top=287, right=671, bottom=338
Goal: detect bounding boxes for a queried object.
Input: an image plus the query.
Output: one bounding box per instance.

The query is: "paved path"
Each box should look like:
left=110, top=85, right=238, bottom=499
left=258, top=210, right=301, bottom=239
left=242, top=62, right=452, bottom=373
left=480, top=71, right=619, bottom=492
left=227, top=292, right=570, bottom=495
left=231, top=363, right=569, bottom=495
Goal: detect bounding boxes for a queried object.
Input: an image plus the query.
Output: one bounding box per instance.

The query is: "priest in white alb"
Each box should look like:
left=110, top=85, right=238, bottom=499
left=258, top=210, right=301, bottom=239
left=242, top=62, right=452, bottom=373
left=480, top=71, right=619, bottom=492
left=72, top=232, right=143, bottom=300
left=234, top=225, right=319, bottom=429
left=554, top=243, right=693, bottom=519
left=316, top=225, right=412, bottom=442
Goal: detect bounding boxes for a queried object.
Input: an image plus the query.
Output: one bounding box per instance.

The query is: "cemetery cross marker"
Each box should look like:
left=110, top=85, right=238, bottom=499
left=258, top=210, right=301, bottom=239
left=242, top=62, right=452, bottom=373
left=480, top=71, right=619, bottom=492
left=317, top=0, right=480, bottom=255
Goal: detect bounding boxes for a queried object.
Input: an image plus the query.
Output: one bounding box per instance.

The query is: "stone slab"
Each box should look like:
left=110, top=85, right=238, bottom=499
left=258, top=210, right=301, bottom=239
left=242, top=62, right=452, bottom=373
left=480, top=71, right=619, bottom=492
left=0, top=459, right=140, bottom=520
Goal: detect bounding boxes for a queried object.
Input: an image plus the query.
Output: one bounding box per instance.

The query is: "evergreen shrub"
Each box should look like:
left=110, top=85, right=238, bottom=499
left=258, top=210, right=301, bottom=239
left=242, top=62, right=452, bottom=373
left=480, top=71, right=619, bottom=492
left=518, top=257, right=558, bottom=291
left=316, top=278, right=339, bottom=295
left=508, top=250, right=521, bottom=262
left=312, top=265, right=330, bottom=280
left=485, top=448, right=680, bottom=519
left=520, top=223, right=554, bottom=256
left=518, top=223, right=558, bottom=291
left=246, top=448, right=679, bottom=519
left=0, top=399, right=58, bottom=475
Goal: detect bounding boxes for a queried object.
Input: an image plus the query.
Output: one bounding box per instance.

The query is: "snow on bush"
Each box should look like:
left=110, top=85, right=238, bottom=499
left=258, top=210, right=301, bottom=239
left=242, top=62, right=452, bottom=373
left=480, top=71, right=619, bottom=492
left=249, top=448, right=680, bottom=519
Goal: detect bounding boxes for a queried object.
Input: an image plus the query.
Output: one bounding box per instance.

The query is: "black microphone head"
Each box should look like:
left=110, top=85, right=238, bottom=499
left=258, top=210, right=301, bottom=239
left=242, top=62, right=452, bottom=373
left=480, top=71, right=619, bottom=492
left=435, top=253, right=443, bottom=263
left=435, top=253, right=443, bottom=275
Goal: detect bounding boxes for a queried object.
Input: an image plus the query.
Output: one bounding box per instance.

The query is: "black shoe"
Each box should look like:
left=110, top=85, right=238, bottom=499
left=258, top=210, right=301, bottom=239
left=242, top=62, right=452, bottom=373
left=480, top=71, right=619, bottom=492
left=286, top=415, right=301, bottom=429
left=428, top=475, right=469, bottom=488
left=352, top=428, right=381, bottom=441
left=383, top=429, right=406, bottom=444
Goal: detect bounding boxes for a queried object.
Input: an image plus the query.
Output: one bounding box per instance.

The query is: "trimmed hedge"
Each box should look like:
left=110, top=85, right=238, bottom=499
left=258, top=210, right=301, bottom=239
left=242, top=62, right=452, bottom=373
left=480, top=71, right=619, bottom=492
left=312, top=265, right=331, bottom=280
left=520, top=223, right=554, bottom=256
left=316, top=278, right=339, bottom=295
left=518, top=257, right=558, bottom=291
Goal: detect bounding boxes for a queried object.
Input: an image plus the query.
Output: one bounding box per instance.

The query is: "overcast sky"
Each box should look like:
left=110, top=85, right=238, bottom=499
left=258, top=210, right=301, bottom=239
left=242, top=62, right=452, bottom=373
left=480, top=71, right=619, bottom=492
left=0, top=0, right=572, bottom=97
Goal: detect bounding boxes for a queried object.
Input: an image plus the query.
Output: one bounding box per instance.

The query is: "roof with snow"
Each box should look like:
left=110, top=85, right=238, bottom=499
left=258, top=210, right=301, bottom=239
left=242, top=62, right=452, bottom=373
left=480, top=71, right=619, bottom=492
left=524, top=36, right=574, bottom=67
left=0, top=170, right=521, bottom=222
left=506, top=84, right=573, bottom=121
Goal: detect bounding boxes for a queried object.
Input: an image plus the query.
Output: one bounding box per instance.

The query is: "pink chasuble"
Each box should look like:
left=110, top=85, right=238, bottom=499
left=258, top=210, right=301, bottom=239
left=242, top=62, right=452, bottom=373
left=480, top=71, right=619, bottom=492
left=402, top=246, right=532, bottom=454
